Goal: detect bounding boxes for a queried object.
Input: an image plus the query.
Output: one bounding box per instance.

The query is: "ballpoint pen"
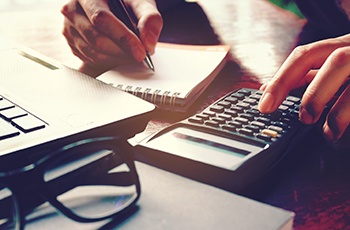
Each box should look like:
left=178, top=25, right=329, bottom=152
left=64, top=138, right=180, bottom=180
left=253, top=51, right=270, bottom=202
left=109, top=0, right=155, bottom=71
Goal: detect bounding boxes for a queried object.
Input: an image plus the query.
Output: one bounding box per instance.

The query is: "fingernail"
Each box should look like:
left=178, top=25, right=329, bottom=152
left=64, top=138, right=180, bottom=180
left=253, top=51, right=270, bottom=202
left=323, top=124, right=335, bottom=141
left=258, top=92, right=274, bottom=112
left=299, top=106, right=314, bottom=124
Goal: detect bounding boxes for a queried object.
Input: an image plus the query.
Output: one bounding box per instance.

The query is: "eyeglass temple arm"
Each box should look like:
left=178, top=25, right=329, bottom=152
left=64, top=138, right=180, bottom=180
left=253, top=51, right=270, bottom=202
left=46, top=154, right=136, bottom=197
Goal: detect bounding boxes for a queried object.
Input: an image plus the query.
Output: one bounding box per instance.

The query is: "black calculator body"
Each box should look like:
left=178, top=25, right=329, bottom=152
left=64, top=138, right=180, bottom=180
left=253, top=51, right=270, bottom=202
left=135, top=88, right=318, bottom=193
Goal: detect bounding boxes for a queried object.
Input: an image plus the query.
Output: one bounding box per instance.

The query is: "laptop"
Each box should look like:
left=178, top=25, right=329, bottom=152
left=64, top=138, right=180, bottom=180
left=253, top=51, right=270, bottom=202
left=0, top=39, right=155, bottom=168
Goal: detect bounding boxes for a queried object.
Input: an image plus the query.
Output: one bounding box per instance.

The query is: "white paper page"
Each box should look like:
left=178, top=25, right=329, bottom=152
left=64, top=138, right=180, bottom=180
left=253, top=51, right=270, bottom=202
left=97, top=43, right=229, bottom=99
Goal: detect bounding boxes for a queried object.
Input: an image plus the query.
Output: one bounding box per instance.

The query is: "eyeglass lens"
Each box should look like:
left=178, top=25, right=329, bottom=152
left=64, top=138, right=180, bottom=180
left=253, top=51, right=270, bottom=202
left=42, top=146, right=138, bottom=220
left=0, top=185, right=20, bottom=230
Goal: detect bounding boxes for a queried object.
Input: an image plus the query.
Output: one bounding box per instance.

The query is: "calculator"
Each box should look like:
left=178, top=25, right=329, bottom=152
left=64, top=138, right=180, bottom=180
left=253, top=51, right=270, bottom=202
left=134, top=88, right=320, bottom=193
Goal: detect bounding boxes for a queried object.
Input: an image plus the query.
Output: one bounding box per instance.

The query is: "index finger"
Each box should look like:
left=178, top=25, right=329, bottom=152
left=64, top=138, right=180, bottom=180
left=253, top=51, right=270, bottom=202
left=258, top=38, right=348, bottom=113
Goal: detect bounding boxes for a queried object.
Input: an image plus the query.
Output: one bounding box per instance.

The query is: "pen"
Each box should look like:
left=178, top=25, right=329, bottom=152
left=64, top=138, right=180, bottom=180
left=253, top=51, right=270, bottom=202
left=109, top=0, right=155, bottom=71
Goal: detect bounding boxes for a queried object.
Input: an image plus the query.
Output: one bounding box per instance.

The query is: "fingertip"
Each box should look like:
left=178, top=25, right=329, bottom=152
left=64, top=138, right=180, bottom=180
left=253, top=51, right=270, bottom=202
left=323, top=123, right=336, bottom=142
left=258, top=92, right=275, bottom=113
left=299, top=106, right=315, bottom=124
left=60, top=4, right=68, bottom=15
left=259, top=83, right=267, bottom=90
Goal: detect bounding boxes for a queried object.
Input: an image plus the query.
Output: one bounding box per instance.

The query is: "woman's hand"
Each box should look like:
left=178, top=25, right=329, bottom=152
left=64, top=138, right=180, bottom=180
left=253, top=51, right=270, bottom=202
left=258, top=34, right=350, bottom=142
left=61, top=0, right=163, bottom=75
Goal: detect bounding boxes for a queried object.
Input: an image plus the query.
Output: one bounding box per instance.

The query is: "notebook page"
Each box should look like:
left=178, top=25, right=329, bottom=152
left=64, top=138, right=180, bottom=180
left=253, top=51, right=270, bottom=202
left=97, top=43, right=230, bottom=101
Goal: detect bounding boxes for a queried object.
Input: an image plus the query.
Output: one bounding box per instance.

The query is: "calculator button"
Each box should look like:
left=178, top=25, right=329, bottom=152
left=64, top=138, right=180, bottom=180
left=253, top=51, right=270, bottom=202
left=234, top=117, right=249, bottom=124
left=267, top=125, right=283, bottom=133
left=251, top=105, right=259, bottom=111
left=211, top=117, right=226, bottom=124
left=237, top=89, right=252, bottom=96
left=250, top=121, right=265, bottom=129
left=231, top=92, right=245, bottom=100
left=239, top=113, right=254, bottom=121
left=188, top=117, right=204, bottom=124
left=278, top=105, right=289, bottom=112
left=289, top=110, right=299, bottom=118
left=224, top=109, right=238, bottom=116
left=244, top=125, right=260, bottom=133
left=210, top=105, right=225, bottom=113
left=238, top=128, right=254, bottom=136
left=236, top=102, right=250, bottom=109
left=256, top=133, right=272, bottom=142
left=246, top=109, right=259, bottom=116
left=261, top=129, right=278, bottom=138
left=230, top=106, right=244, bottom=113
left=203, top=111, right=216, bottom=117
left=196, top=114, right=210, bottom=120
left=282, top=100, right=294, bottom=107
left=218, top=114, right=232, bottom=120
left=224, top=97, right=238, bottom=103
left=217, top=101, right=232, bottom=108
left=286, top=96, right=300, bottom=103
left=204, top=120, right=220, bottom=128
left=272, top=121, right=288, bottom=129
left=256, top=117, right=271, bottom=124
left=228, top=121, right=243, bottom=128
left=250, top=94, right=261, bottom=100
left=280, top=117, right=291, bottom=124
left=242, top=98, right=257, bottom=104
left=222, top=124, right=237, bottom=132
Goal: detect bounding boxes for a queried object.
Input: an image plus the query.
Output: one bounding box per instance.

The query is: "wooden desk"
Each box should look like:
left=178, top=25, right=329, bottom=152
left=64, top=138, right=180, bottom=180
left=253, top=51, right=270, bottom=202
left=1, top=0, right=350, bottom=229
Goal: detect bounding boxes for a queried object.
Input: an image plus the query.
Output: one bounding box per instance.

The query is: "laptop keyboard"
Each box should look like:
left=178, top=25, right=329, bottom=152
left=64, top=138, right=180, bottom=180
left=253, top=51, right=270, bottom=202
left=0, top=95, right=46, bottom=140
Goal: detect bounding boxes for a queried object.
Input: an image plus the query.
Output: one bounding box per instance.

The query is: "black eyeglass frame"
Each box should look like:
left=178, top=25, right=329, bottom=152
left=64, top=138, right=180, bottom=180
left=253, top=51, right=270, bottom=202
left=0, top=136, right=141, bottom=229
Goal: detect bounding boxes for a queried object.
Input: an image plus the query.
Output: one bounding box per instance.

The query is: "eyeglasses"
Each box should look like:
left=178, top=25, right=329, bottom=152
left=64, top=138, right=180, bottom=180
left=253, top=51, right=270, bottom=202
left=0, top=136, right=141, bottom=230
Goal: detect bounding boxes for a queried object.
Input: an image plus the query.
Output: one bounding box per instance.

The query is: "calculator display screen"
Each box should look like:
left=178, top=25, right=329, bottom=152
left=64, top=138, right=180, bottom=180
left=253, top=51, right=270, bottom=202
left=145, top=127, right=264, bottom=170
left=173, top=132, right=250, bottom=157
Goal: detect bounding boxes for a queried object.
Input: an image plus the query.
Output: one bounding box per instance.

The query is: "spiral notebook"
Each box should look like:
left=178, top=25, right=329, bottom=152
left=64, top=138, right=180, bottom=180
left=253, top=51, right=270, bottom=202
left=97, top=42, right=230, bottom=112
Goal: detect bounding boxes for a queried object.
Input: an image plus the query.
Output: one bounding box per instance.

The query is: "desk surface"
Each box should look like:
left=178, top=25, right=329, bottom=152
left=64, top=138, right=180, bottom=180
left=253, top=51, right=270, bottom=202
left=1, top=0, right=350, bottom=229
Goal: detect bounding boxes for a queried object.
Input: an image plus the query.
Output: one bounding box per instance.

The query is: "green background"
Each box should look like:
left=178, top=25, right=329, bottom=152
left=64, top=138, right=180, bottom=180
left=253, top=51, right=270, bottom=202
left=269, top=0, right=304, bottom=18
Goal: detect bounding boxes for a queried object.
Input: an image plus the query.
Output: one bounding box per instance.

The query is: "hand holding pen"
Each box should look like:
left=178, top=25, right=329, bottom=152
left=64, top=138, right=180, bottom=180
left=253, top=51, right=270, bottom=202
left=109, top=0, right=155, bottom=71
left=61, top=0, right=163, bottom=75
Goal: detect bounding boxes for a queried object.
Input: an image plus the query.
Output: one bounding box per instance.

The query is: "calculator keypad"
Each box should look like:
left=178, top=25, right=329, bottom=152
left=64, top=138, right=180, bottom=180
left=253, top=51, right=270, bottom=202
left=186, top=88, right=301, bottom=145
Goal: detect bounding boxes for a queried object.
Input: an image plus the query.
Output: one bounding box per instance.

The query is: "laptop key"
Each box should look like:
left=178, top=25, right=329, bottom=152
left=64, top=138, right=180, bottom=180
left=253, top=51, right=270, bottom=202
left=12, top=115, right=45, bottom=132
left=0, top=119, right=20, bottom=139
left=0, top=107, right=28, bottom=120
left=0, top=99, right=15, bottom=110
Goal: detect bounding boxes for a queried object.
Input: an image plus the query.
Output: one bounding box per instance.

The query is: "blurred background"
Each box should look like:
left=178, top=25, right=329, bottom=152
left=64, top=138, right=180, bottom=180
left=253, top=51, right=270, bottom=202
left=0, top=0, right=303, bottom=16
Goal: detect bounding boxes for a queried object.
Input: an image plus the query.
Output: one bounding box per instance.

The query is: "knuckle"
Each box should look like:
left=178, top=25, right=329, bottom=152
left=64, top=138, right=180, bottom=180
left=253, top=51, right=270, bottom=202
left=61, top=27, right=69, bottom=38
left=60, top=4, right=69, bottom=16
left=82, top=27, right=99, bottom=46
left=291, top=45, right=312, bottom=59
left=329, top=47, right=350, bottom=66
left=90, top=10, right=108, bottom=27
left=80, top=45, right=94, bottom=57
left=116, top=35, right=133, bottom=49
left=302, top=91, right=325, bottom=116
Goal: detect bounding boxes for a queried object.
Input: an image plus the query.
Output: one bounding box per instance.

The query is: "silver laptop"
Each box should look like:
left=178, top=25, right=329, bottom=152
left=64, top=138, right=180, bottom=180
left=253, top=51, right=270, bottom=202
left=0, top=40, right=155, bottom=167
